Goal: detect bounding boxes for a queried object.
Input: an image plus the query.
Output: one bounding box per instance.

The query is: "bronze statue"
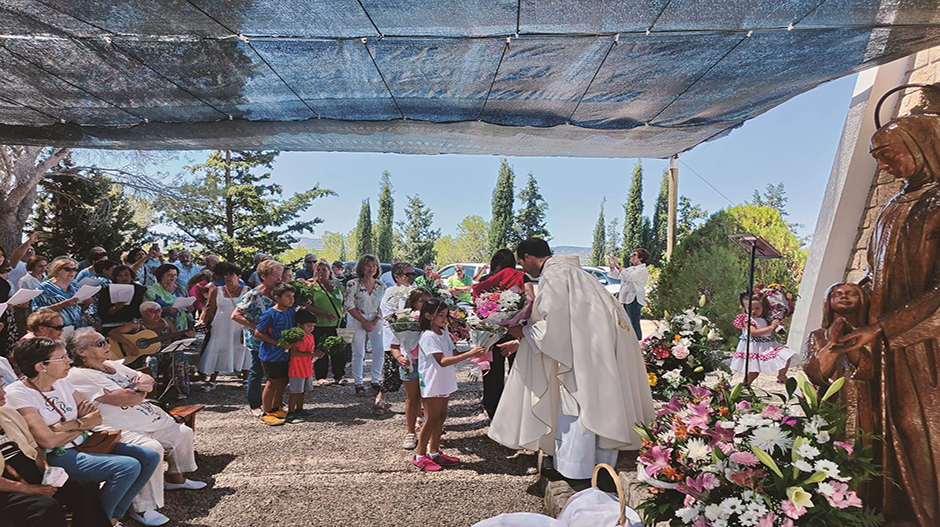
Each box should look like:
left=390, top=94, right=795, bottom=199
left=834, top=113, right=940, bottom=527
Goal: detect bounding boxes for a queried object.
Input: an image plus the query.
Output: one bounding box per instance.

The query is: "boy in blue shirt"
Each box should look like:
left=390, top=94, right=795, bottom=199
left=254, top=283, right=297, bottom=426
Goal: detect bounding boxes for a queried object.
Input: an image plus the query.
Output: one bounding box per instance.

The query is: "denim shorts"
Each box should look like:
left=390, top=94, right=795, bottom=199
left=289, top=376, right=314, bottom=393
left=399, top=365, right=419, bottom=382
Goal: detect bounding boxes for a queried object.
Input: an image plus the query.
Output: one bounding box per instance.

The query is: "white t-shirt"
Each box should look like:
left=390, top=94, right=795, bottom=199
left=4, top=378, right=85, bottom=447
left=68, top=361, right=173, bottom=433
left=418, top=330, right=458, bottom=398
left=7, top=261, right=27, bottom=294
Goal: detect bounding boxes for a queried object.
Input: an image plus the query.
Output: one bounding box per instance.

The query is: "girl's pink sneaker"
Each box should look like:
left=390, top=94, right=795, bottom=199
left=433, top=452, right=460, bottom=465
left=412, top=455, right=442, bottom=471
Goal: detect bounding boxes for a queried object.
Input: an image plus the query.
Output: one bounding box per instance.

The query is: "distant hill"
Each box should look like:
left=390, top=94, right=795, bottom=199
left=293, top=237, right=323, bottom=251
left=553, top=245, right=591, bottom=258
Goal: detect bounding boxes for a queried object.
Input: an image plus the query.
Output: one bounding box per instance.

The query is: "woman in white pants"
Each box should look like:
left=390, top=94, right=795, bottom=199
left=343, top=254, right=386, bottom=398
left=66, top=328, right=206, bottom=527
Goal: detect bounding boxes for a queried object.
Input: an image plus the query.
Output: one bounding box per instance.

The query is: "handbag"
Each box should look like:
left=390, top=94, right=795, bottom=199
left=26, top=379, right=122, bottom=455
left=322, top=282, right=355, bottom=345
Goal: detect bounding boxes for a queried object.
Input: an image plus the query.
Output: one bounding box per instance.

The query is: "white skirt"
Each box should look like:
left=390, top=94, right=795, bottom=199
left=199, top=292, right=250, bottom=374
left=730, top=337, right=799, bottom=373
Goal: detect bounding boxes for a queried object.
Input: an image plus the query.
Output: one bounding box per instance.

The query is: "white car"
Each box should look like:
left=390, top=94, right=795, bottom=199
left=437, top=263, right=486, bottom=282
left=582, top=265, right=622, bottom=297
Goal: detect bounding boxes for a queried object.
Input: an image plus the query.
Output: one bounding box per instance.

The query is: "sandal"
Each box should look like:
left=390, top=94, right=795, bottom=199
left=373, top=403, right=387, bottom=415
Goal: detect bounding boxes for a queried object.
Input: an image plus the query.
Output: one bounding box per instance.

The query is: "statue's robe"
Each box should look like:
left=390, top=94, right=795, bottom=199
left=488, top=255, right=655, bottom=478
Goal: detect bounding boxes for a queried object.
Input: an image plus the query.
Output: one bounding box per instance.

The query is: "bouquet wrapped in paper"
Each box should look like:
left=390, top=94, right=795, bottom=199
left=386, top=309, right=421, bottom=372
left=465, top=287, right=526, bottom=372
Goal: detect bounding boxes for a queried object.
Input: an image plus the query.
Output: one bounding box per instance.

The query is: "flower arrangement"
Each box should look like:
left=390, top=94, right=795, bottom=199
left=277, top=327, right=306, bottom=349
left=758, top=283, right=796, bottom=323
left=447, top=308, right=470, bottom=342
left=464, top=287, right=526, bottom=371
left=318, top=335, right=346, bottom=356
left=386, top=309, right=422, bottom=371
left=642, top=309, right=728, bottom=400
left=634, top=375, right=882, bottom=527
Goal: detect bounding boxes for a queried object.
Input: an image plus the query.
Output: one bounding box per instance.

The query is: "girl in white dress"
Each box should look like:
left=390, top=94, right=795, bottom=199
left=730, top=292, right=799, bottom=384
left=198, top=262, right=249, bottom=391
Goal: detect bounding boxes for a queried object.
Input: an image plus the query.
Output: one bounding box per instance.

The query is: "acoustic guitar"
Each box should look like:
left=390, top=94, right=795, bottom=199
left=108, top=325, right=207, bottom=361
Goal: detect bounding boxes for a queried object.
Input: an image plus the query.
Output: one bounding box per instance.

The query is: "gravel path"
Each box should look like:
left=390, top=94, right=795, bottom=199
left=154, top=352, right=543, bottom=527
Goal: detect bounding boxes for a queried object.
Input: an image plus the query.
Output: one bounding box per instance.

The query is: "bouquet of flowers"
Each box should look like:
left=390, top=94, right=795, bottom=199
left=758, top=283, right=796, bottom=322
left=642, top=309, right=728, bottom=400
left=277, top=327, right=306, bottom=349
left=386, top=309, right=421, bottom=372
left=464, top=287, right=525, bottom=372
left=386, top=284, right=416, bottom=304
left=318, top=335, right=346, bottom=356
left=635, top=375, right=882, bottom=527
left=447, top=307, right=470, bottom=342
left=286, top=280, right=316, bottom=306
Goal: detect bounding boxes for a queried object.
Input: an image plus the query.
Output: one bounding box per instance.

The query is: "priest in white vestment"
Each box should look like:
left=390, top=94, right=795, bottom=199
left=488, top=238, right=655, bottom=479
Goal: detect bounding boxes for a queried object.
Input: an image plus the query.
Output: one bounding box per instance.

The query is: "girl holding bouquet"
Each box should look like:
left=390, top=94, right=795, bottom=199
left=389, top=288, right=432, bottom=450
left=413, top=299, right=485, bottom=471
left=731, top=291, right=799, bottom=384
left=472, top=249, right=526, bottom=420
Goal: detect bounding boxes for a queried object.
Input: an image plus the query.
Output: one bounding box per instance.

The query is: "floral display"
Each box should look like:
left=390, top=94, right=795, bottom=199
left=277, top=327, right=306, bottom=349
left=386, top=308, right=422, bottom=371
left=635, top=375, right=882, bottom=527
left=386, top=284, right=416, bottom=304
left=465, top=287, right=526, bottom=371
left=758, top=283, right=796, bottom=323
left=641, top=309, right=728, bottom=400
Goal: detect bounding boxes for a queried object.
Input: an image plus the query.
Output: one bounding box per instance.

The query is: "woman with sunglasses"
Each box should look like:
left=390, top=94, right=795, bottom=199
left=31, top=258, right=92, bottom=330
left=67, top=328, right=205, bottom=526
left=4, top=337, right=160, bottom=525
left=21, top=309, right=66, bottom=341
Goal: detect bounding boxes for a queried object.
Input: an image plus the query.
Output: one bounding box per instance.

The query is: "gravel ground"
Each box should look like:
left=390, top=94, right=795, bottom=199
left=152, top=350, right=543, bottom=527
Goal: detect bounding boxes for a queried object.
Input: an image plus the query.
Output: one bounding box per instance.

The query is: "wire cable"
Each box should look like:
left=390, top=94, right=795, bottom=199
left=677, top=157, right=737, bottom=206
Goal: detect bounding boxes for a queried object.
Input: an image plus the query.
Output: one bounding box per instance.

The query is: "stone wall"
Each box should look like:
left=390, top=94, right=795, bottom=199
left=844, top=47, right=940, bottom=282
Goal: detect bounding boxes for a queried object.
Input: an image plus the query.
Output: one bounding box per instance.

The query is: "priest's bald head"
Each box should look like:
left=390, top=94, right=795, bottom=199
left=516, top=238, right=552, bottom=278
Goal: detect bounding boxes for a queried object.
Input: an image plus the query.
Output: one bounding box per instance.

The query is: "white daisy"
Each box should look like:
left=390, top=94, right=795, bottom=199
left=705, top=504, right=726, bottom=521
left=817, top=481, right=836, bottom=497
left=750, top=424, right=793, bottom=454
left=793, top=459, right=814, bottom=473
left=795, top=443, right=820, bottom=460
left=815, top=459, right=850, bottom=481
left=676, top=507, right=700, bottom=524
left=684, top=438, right=710, bottom=462
left=720, top=497, right=744, bottom=516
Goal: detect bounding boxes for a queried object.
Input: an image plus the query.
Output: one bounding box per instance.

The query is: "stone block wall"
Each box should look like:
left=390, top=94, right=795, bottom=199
left=844, top=46, right=940, bottom=282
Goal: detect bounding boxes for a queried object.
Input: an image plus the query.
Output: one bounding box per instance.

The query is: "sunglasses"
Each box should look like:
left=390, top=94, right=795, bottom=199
left=42, top=323, right=66, bottom=331
left=43, top=357, right=69, bottom=364
left=87, top=339, right=108, bottom=348
left=402, top=272, right=416, bottom=277
left=63, top=267, right=78, bottom=272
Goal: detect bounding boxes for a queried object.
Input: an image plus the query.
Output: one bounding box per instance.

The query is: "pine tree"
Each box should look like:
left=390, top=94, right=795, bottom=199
left=398, top=194, right=440, bottom=267
left=159, top=150, right=334, bottom=267
left=488, top=157, right=516, bottom=254
left=590, top=199, right=606, bottom=266
left=606, top=217, right=621, bottom=259
left=31, top=162, right=152, bottom=258
left=677, top=196, right=708, bottom=240
left=513, top=172, right=550, bottom=243
left=356, top=199, right=374, bottom=256
left=651, top=168, right=670, bottom=265
left=376, top=171, right=395, bottom=262
left=623, top=161, right=645, bottom=259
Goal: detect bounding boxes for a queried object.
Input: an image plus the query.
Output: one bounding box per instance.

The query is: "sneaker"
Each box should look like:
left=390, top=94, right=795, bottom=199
left=323, top=378, right=337, bottom=386
left=432, top=451, right=460, bottom=466
left=355, top=386, right=366, bottom=397
left=249, top=408, right=264, bottom=418
left=402, top=433, right=417, bottom=450
left=284, top=412, right=305, bottom=424
left=296, top=409, right=315, bottom=419
left=412, top=455, right=442, bottom=472
left=261, top=413, right=285, bottom=426
left=165, top=479, right=208, bottom=490
left=338, top=378, right=350, bottom=386
left=128, top=510, right=170, bottom=526
left=272, top=409, right=288, bottom=418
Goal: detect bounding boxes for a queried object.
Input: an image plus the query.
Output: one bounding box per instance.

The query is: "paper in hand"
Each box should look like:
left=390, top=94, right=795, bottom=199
left=5, top=288, right=41, bottom=306
left=74, top=284, right=101, bottom=302
left=172, top=296, right=196, bottom=309
left=42, top=466, right=69, bottom=487
left=0, top=303, right=6, bottom=318
left=77, top=277, right=102, bottom=288
left=109, top=284, right=135, bottom=304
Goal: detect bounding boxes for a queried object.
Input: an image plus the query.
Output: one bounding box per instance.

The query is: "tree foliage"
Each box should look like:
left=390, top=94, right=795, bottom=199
left=376, top=171, right=395, bottom=262
left=398, top=194, right=440, bottom=267
left=31, top=166, right=152, bottom=259
left=606, top=216, right=622, bottom=260
left=751, top=182, right=805, bottom=237
left=513, top=172, right=550, bottom=242
left=650, top=169, right=670, bottom=265
left=591, top=199, right=606, bottom=266
left=160, top=150, right=334, bottom=268
left=623, top=161, right=646, bottom=259
left=677, top=196, right=708, bottom=241
left=434, top=215, right=489, bottom=267
left=355, top=199, right=374, bottom=257
left=650, top=204, right=807, bottom=340
left=488, top=157, right=516, bottom=254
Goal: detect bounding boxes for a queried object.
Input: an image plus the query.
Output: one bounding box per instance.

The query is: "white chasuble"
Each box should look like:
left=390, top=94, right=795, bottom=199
left=488, top=255, right=655, bottom=477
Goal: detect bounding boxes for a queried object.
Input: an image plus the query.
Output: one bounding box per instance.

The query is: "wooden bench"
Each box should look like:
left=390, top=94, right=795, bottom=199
left=169, top=404, right=206, bottom=431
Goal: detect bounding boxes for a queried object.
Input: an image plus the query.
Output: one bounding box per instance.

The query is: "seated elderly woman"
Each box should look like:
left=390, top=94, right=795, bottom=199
left=21, top=309, right=66, bottom=341
left=109, top=302, right=194, bottom=399
left=31, top=258, right=93, bottom=330
left=66, top=328, right=206, bottom=527
left=0, top=378, right=111, bottom=527
left=3, top=337, right=160, bottom=525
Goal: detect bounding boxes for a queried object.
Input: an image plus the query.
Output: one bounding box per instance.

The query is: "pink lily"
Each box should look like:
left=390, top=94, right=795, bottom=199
left=683, top=400, right=712, bottom=430
left=640, top=446, right=673, bottom=477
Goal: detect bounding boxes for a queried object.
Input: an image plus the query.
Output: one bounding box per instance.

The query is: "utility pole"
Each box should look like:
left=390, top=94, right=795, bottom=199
left=666, top=155, right=678, bottom=260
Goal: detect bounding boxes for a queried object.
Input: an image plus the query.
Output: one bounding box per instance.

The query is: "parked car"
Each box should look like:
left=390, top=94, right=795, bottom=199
left=582, top=265, right=621, bottom=297
left=437, top=263, right=485, bottom=282
left=342, top=262, right=424, bottom=279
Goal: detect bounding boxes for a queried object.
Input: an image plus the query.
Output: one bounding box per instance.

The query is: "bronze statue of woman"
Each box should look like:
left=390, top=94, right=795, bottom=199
left=837, top=114, right=940, bottom=527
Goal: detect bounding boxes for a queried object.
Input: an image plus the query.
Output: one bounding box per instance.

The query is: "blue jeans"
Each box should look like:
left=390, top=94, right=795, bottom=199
left=624, top=300, right=643, bottom=341
left=247, top=345, right=264, bottom=410
left=48, top=443, right=160, bottom=519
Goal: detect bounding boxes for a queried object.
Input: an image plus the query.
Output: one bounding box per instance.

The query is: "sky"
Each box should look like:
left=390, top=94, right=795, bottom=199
left=86, top=73, right=858, bottom=248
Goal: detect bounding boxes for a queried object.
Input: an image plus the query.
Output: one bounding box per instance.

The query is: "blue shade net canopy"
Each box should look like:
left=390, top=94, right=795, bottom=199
left=1, top=0, right=940, bottom=157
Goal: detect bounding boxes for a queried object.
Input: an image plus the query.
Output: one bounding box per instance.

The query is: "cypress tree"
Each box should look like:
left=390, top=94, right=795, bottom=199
left=398, top=194, right=440, bottom=267
left=488, top=157, right=515, bottom=254
left=651, top=168, right=669, bottom=265
left=356, top=199, right=374, bottom=256
left=513, top=172, right=550, bottom=242
left=376, top=171, right=394, bottom=262
left=590, top=199, right=606, bottom=266
left=623, top=161, right=645, bottom=259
